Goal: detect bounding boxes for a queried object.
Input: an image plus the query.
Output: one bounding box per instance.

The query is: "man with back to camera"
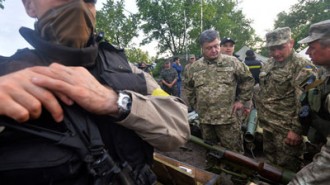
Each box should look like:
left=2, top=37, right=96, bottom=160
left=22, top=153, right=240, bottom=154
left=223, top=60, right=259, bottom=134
left=0, top=0, right=190, bottom=184
left=185, top=29, right=254, bottom=155
left=288, top=19, right=330, bottom=185
left=244, top=49, right=262, bottom=84
left=255, top=27, right=317, bottom=172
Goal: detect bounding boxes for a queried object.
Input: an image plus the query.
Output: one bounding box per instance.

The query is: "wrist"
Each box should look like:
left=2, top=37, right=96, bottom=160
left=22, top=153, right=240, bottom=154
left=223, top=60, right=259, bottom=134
left=116, top=91, right=132, bottom=117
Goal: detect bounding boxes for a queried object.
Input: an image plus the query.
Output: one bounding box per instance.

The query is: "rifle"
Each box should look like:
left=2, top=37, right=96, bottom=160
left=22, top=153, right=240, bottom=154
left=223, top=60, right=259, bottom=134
left=189, top=135, right=295, bottom=185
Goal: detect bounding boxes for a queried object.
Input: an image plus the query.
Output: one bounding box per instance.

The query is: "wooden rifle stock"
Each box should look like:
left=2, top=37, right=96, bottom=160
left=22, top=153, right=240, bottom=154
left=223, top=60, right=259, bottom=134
left=189, top=135, right=295, bottom=184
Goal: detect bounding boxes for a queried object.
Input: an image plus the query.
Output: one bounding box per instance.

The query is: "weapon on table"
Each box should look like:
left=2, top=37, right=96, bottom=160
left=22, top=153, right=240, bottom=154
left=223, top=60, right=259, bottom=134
left=189, top=135, right=295, bottom=185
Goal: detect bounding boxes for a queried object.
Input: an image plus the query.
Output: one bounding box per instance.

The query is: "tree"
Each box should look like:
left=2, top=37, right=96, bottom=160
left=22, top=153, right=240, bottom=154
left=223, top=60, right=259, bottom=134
left=137, top=0, right=257, bottom=57
left=136, top=0, right=189, bottom=56
left=96, top=0, right=139, bottom=48
left=0, top=0, right=5, bottom=9
left=125, top=47, right=155, bottom=64
left=274, top=0, right=330, bottom=50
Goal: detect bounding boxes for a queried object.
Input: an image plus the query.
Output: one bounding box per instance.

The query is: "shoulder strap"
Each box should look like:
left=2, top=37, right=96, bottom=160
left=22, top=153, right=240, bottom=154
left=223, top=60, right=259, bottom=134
left=0, top=104, right=135, bottom=185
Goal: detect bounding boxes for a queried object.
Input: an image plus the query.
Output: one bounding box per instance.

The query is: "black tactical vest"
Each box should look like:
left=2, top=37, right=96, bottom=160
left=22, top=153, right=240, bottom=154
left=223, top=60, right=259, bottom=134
left=0, top=27, right=153, bottom=184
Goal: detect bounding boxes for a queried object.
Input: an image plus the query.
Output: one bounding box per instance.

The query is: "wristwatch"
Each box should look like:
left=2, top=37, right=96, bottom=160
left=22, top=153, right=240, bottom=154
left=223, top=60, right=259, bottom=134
left=117, top=92, right=132, bottom=115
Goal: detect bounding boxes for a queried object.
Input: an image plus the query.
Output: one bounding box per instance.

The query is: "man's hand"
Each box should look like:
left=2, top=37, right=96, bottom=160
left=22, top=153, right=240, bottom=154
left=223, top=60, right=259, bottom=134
left=31, top=63, right=119, bottom=116
left=285, top=130, right=302, bottom=146
left=231, top=101, right=244, bottom=116
left=0, top=68, right=64, bottom=123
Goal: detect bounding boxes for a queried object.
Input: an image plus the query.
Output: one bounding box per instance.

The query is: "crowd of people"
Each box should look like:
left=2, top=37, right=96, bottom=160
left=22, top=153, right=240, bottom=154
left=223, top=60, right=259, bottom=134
left=0, top=0, right=329, bottom=184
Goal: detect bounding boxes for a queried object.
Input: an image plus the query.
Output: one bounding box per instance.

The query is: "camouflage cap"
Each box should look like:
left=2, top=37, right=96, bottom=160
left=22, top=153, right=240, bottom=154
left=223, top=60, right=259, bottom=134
left=298, top=19, right=330, bottom=44
left=265, top=27, right=291, bottom=47
left=189, top=54, right=196, bottom=58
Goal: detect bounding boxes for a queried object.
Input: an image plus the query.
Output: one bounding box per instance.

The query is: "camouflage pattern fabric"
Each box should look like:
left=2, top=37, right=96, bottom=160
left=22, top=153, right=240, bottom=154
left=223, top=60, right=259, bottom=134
left=183, top=63, right=192, bottom=80
left=185, top=55, right=254, bottom=125
left=266, top=27, right=291, bottom=47
left=201, top=122, right=244, bottom=153
left=185, top=54, right=254, bottom=152
left=289, top=137, right=330, bottom=185
left=255, top=50, right=316, bottom=172
left=263, top=127, right=304, bottom=172
left=160, top=68, right=178, bottom=96
left=289, top=69, right=330, bottom=185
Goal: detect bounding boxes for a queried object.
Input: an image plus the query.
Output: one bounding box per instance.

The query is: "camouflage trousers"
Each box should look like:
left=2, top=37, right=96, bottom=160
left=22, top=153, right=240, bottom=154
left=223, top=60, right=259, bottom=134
left=288, top=136, right=330, bottom=185
left=200, top=123, right=244, bottom=153
left=161, top=84, right=177, bottom=96
left=262, top=127, right=304, bottom=172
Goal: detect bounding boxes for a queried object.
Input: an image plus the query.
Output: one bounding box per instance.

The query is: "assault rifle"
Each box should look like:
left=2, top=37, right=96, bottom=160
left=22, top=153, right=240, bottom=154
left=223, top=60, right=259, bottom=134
left=190, top=135, right=295, bottom=185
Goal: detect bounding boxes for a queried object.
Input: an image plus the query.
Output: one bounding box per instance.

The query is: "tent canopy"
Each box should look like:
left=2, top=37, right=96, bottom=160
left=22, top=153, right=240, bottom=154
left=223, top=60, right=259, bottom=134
left=235, top=46, right=269, bottom=63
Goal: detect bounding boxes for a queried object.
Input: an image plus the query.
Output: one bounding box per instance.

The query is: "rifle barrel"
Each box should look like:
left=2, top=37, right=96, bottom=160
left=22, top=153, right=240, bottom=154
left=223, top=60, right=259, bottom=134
left=189, top=135, right=295, bottom=184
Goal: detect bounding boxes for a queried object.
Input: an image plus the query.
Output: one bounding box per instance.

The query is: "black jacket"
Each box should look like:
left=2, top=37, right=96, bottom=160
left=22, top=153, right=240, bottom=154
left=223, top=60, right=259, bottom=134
left=0, top=27, right=153, bottom=185
left=244, top=57, right=262, bottom=84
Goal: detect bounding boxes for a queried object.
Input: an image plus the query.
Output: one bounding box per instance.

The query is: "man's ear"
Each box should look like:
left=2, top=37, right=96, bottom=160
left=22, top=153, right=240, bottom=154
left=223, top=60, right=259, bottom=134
left=22, top=0, right=37, bottom=18
left=289, top=39, right=295, bottom=47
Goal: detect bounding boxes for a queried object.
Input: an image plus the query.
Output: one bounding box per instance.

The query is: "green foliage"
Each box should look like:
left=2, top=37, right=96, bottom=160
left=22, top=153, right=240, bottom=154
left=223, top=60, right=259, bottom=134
left=136, top=0, right=256, bottom=57
left=125, top=47, right=155, bottom=64
left=136, top=0, right=189, bottom=56
left=96, top=0, right=139, bottom=48
left=0, top=0, right=5, bottom=9
left=274, top=0, right=330, bottom=51
left=152, top=58, right=166, bottom=78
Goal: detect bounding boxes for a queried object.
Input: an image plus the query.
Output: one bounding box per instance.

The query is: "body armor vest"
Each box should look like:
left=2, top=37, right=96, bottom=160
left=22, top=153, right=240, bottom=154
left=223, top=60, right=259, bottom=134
left=0, top=27, right=153, bottom=184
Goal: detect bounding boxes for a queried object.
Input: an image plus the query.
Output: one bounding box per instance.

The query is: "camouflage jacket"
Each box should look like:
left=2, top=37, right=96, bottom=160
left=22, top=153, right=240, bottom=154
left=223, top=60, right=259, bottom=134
left=160, top=68, right=178, bottom=84
left=185, top=55, right=254, bottom=125
left=255, top=50, right=316, bottom=134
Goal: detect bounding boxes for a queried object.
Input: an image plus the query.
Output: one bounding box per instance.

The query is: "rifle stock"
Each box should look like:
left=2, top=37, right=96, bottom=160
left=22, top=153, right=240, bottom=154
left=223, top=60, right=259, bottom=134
left=189, top=135, right=295, bottom=184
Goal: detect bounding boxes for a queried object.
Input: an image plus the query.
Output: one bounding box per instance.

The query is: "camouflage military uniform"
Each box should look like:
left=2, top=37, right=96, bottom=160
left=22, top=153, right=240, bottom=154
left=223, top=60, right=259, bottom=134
left=160, top=67, right=178, bottom=96
left=185, top=55, right=254, bottom=153
left=255, top=51, right=316, bottom=172
left=183, top=63, right=192, bottom=80
left=287, top=19, right=330, bottom=185
left=289, top=68, right=330, bottom=185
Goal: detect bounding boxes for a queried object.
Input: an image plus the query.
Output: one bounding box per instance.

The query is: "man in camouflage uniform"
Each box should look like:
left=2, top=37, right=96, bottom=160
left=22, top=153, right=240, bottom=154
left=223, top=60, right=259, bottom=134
left=183, top=54, right=196, bottom=80
left=160, top=60, right=178, bottom=96
left=289, top=19, right=330, bottom=185
left=255, top=27, right=316, bottom=172
left=185, top=29, right=254, bottom=153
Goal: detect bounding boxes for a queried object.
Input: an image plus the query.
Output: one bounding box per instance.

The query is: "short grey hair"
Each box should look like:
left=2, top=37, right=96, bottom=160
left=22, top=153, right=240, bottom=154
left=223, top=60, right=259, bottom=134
left=199, top=29, right=220, bottom=46
left=319, top=37, right=330, bottom=47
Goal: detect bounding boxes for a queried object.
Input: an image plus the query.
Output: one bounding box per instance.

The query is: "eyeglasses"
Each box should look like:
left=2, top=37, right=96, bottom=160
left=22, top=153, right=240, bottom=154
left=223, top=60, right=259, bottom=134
left=84, top=0, right=97, bottom=3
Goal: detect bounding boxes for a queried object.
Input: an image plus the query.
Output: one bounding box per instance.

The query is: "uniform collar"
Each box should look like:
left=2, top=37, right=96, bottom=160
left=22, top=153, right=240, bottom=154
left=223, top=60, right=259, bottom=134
left=273, top=49, right=295, bottom=68
left=19, top=27, right=98, bottom=67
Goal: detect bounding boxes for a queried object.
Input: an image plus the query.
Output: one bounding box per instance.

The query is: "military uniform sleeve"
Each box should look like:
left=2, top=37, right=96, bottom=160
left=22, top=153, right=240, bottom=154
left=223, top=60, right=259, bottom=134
left=183, top=63, right=196, bottom=109
left=291, top=62, right=317, bottom=134
left=235, top=60, right=255, bottom=103
left=116, top=63, right=190, bottom=151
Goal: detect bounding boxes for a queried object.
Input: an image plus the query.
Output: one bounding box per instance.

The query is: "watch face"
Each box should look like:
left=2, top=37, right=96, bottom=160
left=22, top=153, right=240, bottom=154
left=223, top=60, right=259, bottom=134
left=118, top=92, right=132, bottom=114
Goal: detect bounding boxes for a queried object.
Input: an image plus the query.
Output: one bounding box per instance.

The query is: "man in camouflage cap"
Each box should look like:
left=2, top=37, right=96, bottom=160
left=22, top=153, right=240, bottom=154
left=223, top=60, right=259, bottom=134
left=255, top=27, right=317, bottom=172
left=185, top=29, right=254, bottom=156
left=289, top=19, right=330, bottom=185
left=183, top=54, right=196, bottom=80
left=265, top=27, right=292, bottom=47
